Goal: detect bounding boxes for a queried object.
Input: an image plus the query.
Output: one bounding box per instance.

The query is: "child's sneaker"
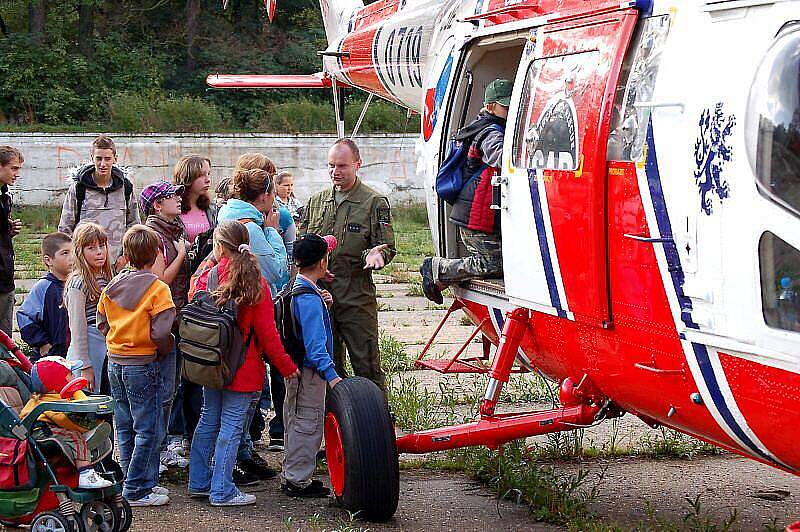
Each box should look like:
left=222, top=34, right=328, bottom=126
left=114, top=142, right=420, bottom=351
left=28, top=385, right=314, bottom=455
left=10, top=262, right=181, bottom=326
left=267, top=437, right=284, bottom=452
left=281, top=479, right=330, bottom=498
left=211, top=492, right=256, bottom=507
left=78, top=468, right=113, bottom=489
left=167, top=439, right=186, bottom=457
left=127, top=492, right=170, bottom=507
left=160, top=449, right=189, bottom=468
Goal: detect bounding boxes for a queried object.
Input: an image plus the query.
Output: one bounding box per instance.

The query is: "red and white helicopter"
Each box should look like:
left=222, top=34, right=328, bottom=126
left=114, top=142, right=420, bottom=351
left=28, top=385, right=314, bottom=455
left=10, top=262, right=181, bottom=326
left=210, top=0, right=800, bottom=523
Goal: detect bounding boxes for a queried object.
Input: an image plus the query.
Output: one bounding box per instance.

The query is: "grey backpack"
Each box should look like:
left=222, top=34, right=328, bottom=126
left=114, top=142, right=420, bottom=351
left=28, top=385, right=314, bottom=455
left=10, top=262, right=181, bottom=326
left=178, top=267, right=253, bottom=389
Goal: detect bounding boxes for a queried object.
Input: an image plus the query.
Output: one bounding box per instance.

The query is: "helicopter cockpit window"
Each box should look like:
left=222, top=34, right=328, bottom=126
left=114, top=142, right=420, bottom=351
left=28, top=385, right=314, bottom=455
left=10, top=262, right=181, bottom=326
left=760, top=231, right=800, bottom=332
left=512, top=51, right=599, bottom=171
left=745, top=23, right=800, bottom=218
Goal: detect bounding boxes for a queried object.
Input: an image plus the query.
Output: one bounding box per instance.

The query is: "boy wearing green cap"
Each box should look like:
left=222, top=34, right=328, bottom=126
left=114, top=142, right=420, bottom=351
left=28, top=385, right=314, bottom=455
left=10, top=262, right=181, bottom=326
left=420, top=78, right=513, bottom=303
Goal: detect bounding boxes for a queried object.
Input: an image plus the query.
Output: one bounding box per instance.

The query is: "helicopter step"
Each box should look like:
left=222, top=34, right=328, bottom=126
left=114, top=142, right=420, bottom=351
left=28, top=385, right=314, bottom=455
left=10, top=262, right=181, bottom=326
left=414, top=300, right=531, bottom=374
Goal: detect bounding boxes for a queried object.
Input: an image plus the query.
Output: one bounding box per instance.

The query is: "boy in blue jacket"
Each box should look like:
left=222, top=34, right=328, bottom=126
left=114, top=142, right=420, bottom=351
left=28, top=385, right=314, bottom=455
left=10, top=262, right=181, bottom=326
left=281, top=233, right=341, bottom=498
left=17, top=233, right=73, bottom=360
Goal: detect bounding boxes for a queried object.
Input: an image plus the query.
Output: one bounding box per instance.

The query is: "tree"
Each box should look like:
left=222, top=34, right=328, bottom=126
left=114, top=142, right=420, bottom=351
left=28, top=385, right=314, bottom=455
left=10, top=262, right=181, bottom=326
left=185, top=0, right=201, bottom=71
left=28, top=0, right=48, bottom=42
left=78, top=0, right=95, bottom=58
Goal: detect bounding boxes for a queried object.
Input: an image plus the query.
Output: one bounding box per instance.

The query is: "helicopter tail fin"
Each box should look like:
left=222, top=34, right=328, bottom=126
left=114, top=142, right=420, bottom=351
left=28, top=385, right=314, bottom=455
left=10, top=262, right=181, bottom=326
left=318, top=0, right=364, bottom=44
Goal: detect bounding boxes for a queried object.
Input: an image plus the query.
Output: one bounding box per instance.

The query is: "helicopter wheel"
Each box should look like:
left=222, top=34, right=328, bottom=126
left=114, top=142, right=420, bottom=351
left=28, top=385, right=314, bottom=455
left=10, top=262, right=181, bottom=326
left=324, top=377, right=399, bottom=522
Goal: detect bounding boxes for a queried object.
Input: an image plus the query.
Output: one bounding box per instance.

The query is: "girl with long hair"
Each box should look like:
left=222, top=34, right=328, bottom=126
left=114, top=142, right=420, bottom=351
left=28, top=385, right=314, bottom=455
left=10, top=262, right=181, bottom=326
left=274, top=171, right=303, bottom=222
left=65, top=222, right=114, bottom=393
left=173, top=155, right=216, bottom=244
left=188, top=220, right=299, bottom=506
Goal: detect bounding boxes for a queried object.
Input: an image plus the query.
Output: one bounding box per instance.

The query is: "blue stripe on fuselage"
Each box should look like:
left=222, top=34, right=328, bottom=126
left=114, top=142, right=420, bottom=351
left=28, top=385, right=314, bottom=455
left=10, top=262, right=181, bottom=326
left=527, top=170, right=566, bottom=318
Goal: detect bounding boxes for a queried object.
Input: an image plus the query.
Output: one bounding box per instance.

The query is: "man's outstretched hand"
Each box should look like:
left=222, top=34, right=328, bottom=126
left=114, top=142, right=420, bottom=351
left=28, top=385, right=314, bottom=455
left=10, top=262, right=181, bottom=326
left=364, top=243, right=390, bottom=270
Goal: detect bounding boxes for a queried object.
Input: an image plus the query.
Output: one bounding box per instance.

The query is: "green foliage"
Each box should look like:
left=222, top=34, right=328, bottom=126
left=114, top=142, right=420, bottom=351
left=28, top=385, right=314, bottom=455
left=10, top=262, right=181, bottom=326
left=449, top=441, right=602, bottom=525
left=109, top=93, right=224, bottom=133
left=0, top=0, right=419, bottom=133
left=0, top=34, right=166, bottom=125
left=255, top=98, right=418, bottom=133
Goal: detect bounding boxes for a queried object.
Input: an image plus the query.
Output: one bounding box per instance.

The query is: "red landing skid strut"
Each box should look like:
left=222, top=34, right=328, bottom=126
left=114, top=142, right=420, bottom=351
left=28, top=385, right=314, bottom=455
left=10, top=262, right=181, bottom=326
left=399, top=306, right=603, bottom=454
left=414, top=300, right=529, bottom=374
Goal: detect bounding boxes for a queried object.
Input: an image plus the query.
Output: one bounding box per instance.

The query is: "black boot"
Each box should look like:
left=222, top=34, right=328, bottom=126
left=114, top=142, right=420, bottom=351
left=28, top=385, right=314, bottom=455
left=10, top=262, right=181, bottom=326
left=420, top=258, right=443, bottom=304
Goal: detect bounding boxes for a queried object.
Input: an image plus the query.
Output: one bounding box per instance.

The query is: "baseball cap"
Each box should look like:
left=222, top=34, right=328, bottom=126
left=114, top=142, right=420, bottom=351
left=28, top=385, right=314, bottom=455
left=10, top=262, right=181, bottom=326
left=484, top=79, right=513, bottom=107
left=139, top=180, right=185, bottom=216
left=30, top=356, right=84, bottom=395
left=294, top=233, right=337, bottom=268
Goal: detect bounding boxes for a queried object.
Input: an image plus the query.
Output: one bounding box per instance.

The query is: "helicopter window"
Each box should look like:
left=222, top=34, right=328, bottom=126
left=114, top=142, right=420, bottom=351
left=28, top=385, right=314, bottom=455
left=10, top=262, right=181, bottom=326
left=745, top=23, right=800, bottom=218
left=607, top=14, right=671, bottom=162
left=512, top=51, right=599, bottom=171
left=759, top=231, right=800, bottom=333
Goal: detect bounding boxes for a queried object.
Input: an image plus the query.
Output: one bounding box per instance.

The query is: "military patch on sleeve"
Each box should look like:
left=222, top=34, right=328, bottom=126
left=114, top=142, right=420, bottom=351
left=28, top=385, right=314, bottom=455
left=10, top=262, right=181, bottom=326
left=377, top=207, right=391, bottom=224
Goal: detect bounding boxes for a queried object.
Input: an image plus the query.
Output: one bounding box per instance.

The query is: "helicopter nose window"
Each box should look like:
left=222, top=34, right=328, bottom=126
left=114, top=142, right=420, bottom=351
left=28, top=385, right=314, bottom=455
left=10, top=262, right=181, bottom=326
left=760, top=231, right=800, bottom=332
left=745, top=22, right=800, bottom=217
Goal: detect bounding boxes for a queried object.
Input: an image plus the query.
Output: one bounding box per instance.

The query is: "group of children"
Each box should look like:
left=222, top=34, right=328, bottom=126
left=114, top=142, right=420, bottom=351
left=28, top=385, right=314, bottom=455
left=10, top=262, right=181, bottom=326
left=5, top=135, right=339, bottom=507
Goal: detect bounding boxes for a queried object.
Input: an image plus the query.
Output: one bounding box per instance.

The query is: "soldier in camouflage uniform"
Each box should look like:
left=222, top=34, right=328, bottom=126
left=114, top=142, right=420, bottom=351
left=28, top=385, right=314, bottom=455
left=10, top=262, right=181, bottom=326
left=58, top=135, right=140, bottom=271
left=299, top=139, right=396, bottom=394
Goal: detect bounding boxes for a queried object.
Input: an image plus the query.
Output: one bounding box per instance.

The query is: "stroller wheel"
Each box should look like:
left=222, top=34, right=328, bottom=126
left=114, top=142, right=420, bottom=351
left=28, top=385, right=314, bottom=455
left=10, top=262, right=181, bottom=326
left=111, top=497, right=132, bottom=532
left=30, top=510, right=83, bottom=532
left=80, top=501, right=116, bottom=532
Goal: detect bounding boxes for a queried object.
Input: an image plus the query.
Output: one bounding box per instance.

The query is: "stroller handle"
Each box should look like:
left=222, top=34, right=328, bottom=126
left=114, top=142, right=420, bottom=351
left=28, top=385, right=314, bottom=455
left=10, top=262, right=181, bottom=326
left=21, top=395, right=115, bottom=431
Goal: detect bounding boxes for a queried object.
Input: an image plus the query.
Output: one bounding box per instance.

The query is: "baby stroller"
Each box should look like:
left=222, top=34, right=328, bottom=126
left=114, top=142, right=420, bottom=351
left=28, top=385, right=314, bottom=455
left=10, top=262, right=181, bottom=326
left=0, top=331, right=129, bottom=532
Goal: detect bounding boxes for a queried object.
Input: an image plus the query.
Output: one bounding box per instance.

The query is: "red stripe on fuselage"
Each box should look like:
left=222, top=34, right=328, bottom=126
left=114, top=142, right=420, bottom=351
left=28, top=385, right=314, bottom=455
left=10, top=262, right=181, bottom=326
left=716, top=352, right=800, bottom=468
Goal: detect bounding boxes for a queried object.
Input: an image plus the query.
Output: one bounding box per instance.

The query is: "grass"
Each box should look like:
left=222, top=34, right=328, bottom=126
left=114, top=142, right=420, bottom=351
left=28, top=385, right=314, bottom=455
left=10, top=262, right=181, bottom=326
left=12, top=205, right=62, bottom=281
left=385, top=203, right=433, bottom=277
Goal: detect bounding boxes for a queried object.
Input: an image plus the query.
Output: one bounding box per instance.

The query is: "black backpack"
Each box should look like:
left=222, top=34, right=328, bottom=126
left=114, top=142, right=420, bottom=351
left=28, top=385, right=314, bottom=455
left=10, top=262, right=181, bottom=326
left=273, top=280, right=321, bottom=367
left=188, top=227, right=214, bottom=274
left=178, top=266, right=253, bottom=389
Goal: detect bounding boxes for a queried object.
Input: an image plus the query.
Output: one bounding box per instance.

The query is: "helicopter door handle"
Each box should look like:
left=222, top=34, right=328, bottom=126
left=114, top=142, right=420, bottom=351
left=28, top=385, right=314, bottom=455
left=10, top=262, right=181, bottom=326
left=490, top=174, right=509, bottom=211
left=624, top=233, right=674, bottom=244
left=634, top=363, right=684, bottom=376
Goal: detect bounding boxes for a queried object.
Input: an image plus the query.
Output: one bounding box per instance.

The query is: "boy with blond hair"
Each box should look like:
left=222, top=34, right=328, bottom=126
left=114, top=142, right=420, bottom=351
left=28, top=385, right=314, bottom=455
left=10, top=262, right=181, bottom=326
left=97, top=225, right=175, bottom=506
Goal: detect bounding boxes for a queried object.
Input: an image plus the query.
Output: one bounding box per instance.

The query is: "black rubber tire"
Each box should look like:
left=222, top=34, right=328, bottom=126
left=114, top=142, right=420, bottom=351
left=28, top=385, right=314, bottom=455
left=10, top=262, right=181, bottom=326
left=30, top=510, right=85, bottom=532
left=112, top=498, right=132, bottom=532
left=325, top=377, right=399, bottom=522
left=80, top=500, right=117, bottom=532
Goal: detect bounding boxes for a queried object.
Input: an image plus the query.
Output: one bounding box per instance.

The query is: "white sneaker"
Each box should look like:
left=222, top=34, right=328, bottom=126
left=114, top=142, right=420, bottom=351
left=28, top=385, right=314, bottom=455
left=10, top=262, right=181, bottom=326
left=152, top=486, right=169, bottom=496
left=78, top=469, right=113, bottom=489
left=160, top=449, right=189, bottom=468
left=211, top=492, right=256, bottom=506
left=127, top=492, right=170, bottom=507
left=167, top=440, right=186, bottom=457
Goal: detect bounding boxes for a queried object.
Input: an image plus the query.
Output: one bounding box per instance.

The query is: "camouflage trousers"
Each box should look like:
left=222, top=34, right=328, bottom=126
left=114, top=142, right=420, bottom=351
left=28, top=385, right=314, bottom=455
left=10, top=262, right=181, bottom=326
left=432, top=227, right=503, bottom=285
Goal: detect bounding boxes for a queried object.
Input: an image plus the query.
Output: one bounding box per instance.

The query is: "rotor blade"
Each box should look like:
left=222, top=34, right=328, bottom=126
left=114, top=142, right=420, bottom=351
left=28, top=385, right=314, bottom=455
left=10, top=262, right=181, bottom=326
left=206, top=73, right=333, bottom=89
left=264, top=0, right=276, bottom=22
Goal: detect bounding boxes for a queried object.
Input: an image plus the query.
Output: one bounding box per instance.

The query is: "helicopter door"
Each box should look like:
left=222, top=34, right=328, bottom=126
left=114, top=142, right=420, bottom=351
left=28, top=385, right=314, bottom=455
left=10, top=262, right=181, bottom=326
left=500, top=10, right=638, bottom=327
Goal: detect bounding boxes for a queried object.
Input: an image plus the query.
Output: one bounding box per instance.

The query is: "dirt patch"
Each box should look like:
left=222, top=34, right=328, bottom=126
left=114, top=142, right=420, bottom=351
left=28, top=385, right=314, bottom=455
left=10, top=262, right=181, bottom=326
left=131, top=470, right=552, bottom=532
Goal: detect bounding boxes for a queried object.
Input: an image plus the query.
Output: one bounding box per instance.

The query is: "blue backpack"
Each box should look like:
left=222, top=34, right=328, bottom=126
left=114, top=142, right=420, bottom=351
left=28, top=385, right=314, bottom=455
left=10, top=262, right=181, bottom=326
left=435, top=123, right=505, bottom=205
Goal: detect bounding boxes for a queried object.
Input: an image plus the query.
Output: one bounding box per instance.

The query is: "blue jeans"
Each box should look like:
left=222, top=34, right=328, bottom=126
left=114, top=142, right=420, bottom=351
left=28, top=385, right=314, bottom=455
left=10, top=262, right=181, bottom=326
left=158, top=348, right=177, bottom=450
left=108, top=361, right=163, bottom=501
left=189, top=388, right=259, bottom=503
left=236, top=394, right=260, bottom=462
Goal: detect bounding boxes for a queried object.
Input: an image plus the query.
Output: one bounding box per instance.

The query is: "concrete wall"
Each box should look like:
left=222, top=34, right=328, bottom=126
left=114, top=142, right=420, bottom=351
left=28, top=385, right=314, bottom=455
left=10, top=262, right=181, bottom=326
left=0, top=133, right=422, bottom=205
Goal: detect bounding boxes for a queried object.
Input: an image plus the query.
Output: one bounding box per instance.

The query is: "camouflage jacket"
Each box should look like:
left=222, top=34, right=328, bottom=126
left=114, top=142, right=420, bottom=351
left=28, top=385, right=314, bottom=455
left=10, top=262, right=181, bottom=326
left=58, top=165, right=141, bottom=260
left=299, top=179, right=396, bottom=303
